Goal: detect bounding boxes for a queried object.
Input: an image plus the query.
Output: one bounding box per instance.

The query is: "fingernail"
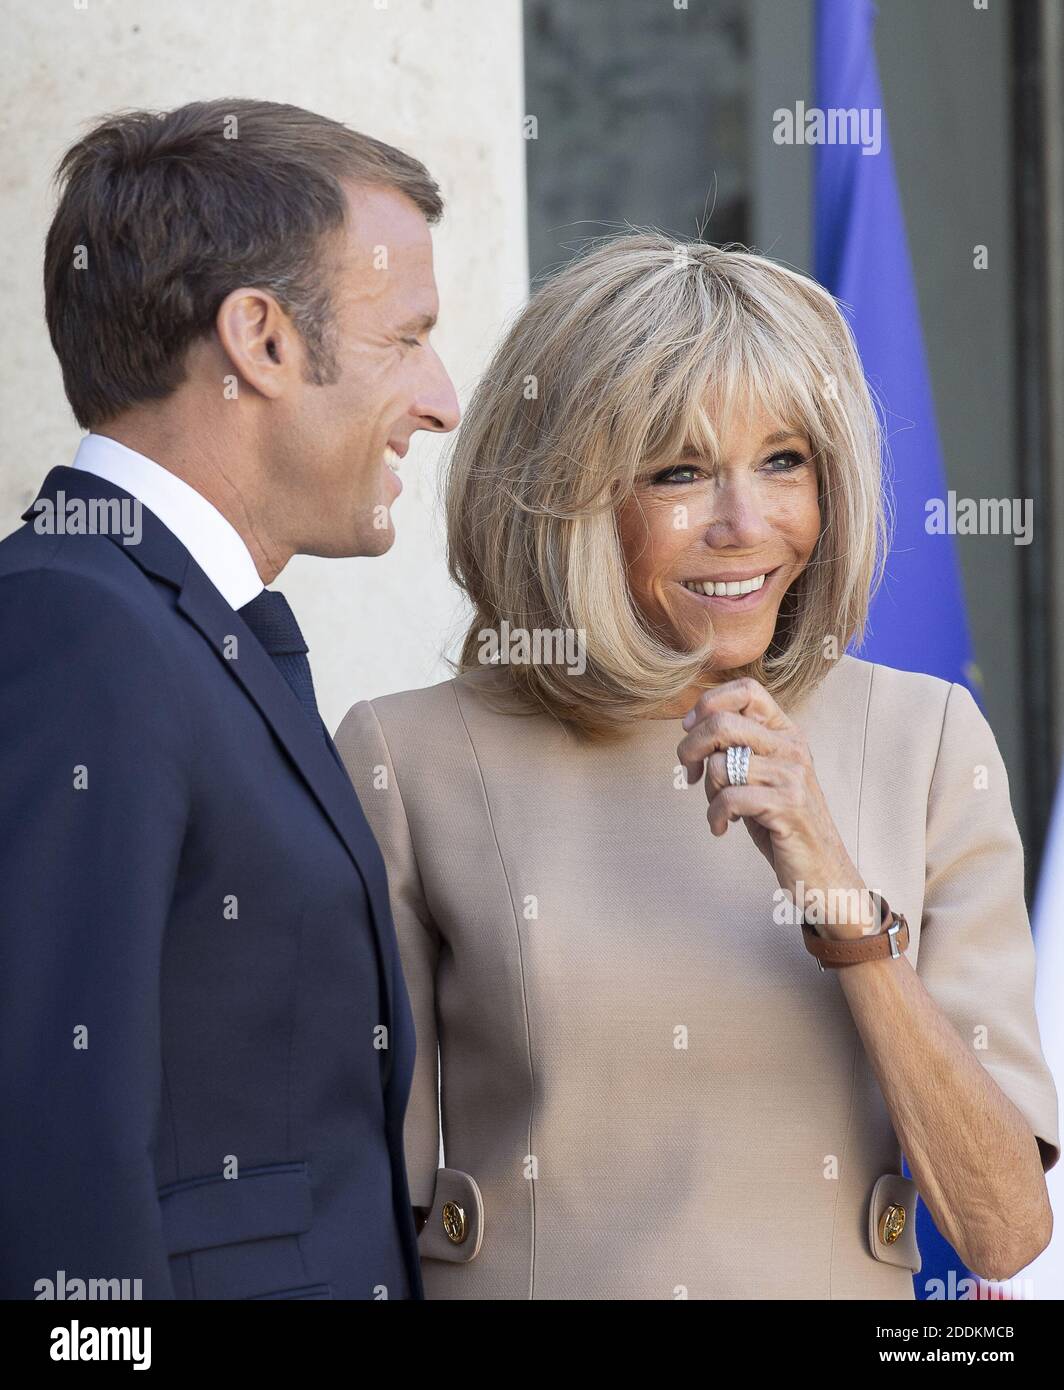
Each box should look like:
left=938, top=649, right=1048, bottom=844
left=681, top=711, right=695, bottom=730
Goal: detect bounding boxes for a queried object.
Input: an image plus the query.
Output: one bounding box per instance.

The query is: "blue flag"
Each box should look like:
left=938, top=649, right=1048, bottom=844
left=814, top=0, right=977, bottom=694
left=813, top=0, right=977, bottom=1297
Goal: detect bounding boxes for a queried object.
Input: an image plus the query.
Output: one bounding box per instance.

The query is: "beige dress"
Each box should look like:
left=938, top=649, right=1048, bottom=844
left=335, top=653, right=1059, bottom=1300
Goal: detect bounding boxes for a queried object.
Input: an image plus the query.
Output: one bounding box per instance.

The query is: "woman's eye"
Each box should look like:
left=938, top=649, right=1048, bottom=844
left=647, top=452, right=807, bottom=485
left=649, top=464, right=702, bottom=485
left=765, top=450, right=807, bottom=473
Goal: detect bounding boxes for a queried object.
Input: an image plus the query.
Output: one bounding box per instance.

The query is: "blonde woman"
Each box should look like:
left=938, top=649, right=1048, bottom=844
left=335, top=236, right=1058, bottom=1300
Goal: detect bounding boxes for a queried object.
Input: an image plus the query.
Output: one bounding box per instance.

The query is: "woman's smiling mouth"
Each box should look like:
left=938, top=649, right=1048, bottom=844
left=676, top=566, right=782, bottom=609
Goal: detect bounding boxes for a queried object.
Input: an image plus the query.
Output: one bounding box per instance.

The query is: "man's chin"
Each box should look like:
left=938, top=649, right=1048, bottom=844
left=301, top=522, right=395, bottom=561
left=354, top=518, right=396, bottom=558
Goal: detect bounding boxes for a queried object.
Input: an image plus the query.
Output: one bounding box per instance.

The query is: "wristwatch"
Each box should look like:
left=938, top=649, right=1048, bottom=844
left=801, top=892, right=910, bottom=970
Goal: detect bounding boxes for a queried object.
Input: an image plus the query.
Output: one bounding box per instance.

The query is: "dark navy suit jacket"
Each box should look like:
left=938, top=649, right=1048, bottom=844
left=0, top=466, right=423, bottom=1300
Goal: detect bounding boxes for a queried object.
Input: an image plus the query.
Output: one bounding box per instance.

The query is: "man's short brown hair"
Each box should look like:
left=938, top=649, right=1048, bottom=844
left=44, top=98, right=444, bottom=429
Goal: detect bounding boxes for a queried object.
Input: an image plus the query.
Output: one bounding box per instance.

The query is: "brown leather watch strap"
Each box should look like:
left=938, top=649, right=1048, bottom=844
left=801, top=895, right=910, bottom=970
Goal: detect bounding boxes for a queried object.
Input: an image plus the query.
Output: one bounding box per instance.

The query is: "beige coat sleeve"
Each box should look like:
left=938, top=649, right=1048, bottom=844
left=334, top=698, right=442, bottom=1209
left=915, top=681, right=1060, bottom=1172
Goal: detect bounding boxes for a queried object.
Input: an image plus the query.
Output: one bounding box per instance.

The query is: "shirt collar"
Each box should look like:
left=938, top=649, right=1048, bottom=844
left=71, top=433, right=264, bottom=610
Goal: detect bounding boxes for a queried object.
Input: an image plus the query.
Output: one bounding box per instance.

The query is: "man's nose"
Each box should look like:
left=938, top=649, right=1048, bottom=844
left=415, top=347, right=462, bottom=435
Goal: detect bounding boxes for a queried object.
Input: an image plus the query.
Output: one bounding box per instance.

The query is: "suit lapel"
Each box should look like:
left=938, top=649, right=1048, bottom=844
left=22, top=467, right=399, bottom=1080
left=175, top=564, right=398, bottom=1059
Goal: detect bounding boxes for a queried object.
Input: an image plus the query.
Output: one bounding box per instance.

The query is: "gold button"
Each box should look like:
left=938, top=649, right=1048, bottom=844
left=879, top=1203, right=906, bottom=1245
left=442, top=1200, right=468, bottom=1245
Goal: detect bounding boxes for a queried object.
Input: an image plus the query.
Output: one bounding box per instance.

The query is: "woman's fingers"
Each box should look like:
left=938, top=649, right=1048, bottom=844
left=704, top=748, right=774, bottom=795
left=677, top=709, right=784, bottom=785
left=680, top=675, right=793, bottom=734
left=705, top=783, right=782, bottom=837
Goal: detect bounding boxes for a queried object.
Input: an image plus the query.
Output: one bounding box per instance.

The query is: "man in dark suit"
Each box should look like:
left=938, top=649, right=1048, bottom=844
left=0, top=99, right=459, bottom=1300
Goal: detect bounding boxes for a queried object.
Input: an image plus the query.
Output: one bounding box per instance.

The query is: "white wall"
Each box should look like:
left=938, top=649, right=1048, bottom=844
left=0, top=0, right=529, bottom=730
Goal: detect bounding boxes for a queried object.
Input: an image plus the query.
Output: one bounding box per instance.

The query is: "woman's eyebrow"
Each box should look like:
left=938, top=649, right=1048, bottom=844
left=679, top=430, right=807, bottom=458
left=761, top=430, right=808, bottom=447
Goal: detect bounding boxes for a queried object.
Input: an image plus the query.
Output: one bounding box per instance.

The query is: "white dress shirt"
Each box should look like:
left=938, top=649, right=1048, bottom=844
left=71, top=433, right=264, bottom=610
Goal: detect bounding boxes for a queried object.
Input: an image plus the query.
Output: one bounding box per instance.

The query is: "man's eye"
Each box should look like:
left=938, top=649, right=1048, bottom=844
left=401, top=337, right=422, bottom=349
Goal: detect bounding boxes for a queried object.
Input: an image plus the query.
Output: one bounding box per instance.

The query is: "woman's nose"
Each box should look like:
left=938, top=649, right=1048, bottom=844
left=702, top=484, right=775, bottom=547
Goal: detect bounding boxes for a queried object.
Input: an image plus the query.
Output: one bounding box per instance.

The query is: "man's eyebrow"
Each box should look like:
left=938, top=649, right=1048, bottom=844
left=397, top=312, right=438, bottom=333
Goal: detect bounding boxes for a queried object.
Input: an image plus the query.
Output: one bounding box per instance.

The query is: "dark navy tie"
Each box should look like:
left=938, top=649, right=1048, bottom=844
left=238, top=589, right=322, bottom=726
left=237, top=589, right=350, bottom=779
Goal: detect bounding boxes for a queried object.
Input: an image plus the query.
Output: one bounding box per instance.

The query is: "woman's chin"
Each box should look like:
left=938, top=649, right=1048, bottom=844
left=664, top=604, right=778, bottom=666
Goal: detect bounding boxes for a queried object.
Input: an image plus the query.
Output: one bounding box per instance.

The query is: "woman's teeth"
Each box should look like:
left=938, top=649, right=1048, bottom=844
left=383, top=446, right=401, bottom=473
left=681, top=573, right=767, bottom=597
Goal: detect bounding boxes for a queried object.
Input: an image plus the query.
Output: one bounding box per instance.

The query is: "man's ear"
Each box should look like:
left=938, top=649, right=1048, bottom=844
left=215, top=287, right=299, bottom=399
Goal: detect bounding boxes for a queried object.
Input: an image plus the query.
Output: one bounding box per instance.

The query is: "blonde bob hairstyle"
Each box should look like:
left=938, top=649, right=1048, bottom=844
left=445, top=233, right=890, bottom=740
